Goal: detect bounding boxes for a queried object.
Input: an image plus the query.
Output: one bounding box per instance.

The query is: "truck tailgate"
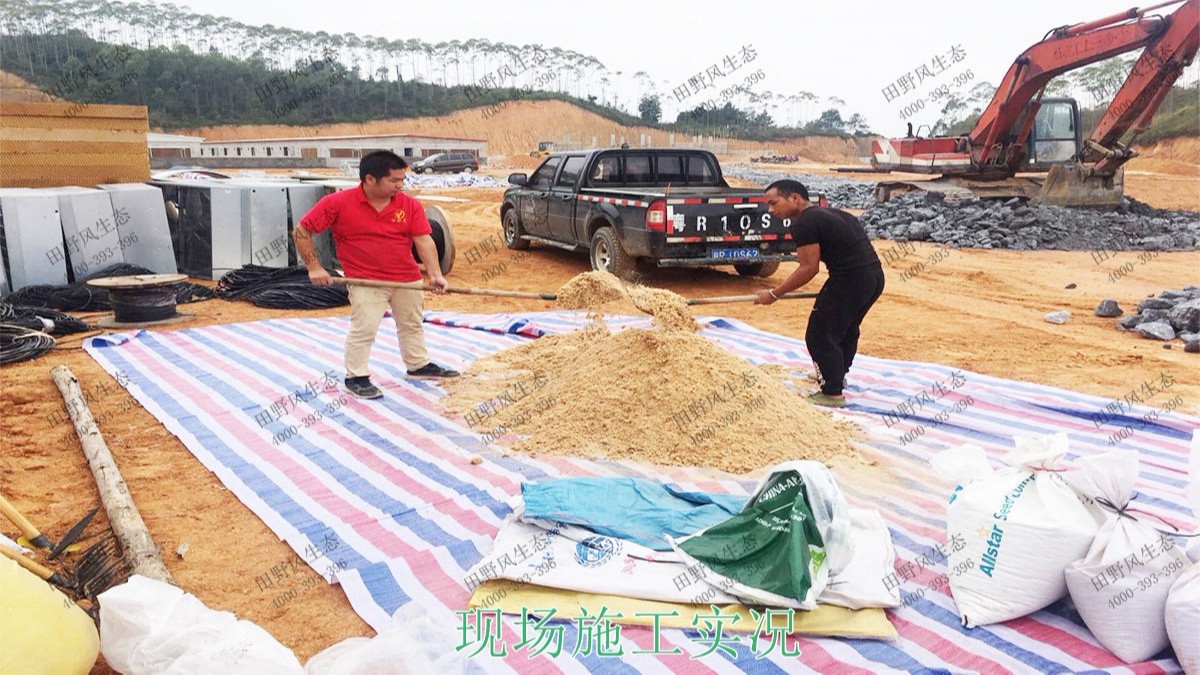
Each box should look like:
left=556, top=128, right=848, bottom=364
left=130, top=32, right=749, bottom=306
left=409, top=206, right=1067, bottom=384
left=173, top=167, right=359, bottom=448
left=664, top=196, right=791, bottom=244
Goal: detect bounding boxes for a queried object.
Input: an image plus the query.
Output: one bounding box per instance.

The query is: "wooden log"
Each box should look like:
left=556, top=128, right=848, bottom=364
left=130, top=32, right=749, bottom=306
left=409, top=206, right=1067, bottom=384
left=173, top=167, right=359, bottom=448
left=50, top=365, right=173, bottom=585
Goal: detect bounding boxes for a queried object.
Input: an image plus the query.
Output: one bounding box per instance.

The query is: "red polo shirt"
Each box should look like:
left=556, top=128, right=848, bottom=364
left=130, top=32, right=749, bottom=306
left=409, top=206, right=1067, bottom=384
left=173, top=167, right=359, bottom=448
left=300, top=186, right=431, bottom=282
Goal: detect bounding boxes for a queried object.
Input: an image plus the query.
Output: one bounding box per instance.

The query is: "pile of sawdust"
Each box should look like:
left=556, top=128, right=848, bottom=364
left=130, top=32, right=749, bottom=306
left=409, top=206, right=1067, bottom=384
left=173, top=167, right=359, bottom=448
left=555, top=271, right=627, bottom=309
left=556, top=271, right=699, bottom=332
left=625, top=285, right=699, bottom=332
left=442, top=326, right=858, bottom=474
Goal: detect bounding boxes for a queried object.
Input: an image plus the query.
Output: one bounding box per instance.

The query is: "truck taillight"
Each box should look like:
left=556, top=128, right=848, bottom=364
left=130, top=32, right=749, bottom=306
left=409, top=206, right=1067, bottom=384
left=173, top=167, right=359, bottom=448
left=646, top=199, right=666, bottom=232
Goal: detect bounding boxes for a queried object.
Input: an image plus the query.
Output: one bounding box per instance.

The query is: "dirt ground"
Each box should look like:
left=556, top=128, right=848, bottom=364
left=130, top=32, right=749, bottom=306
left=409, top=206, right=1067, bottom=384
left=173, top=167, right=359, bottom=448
left=2, top=156, right=1198, bottom=671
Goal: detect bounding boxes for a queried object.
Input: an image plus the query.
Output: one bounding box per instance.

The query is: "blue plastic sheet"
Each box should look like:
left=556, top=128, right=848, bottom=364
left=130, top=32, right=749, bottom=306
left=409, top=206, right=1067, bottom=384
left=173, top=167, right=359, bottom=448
left=520, top=477, right=746, bottom=551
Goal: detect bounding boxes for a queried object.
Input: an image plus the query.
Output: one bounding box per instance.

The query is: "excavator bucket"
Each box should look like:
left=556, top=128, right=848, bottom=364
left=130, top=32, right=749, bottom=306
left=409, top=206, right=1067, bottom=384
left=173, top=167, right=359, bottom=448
left=1033, top=165, right=1125, bottom=208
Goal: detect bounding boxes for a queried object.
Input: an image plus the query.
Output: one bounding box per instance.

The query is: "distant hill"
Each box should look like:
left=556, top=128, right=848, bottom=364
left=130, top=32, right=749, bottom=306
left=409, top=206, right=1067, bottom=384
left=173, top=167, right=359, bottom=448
left=182, top=98, right=875, bottom=162
left=0, top=30, right=873, bottom=143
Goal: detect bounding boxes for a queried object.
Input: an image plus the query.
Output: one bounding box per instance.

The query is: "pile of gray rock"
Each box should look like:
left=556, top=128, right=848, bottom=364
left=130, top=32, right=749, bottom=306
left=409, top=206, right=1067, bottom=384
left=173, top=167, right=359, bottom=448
left=1096, top=287, right=1200, bottom=351
left=721, top=168, right=876, bottom=209
left=861, top=192, right=1200, bottom=251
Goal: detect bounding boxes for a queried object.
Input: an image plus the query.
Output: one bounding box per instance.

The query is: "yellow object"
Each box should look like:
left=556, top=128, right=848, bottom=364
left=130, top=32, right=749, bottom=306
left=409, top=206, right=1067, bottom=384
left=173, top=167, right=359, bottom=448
left=0, top=553, right=99, bottom=675
left=469, top=580, right=898, bottom=640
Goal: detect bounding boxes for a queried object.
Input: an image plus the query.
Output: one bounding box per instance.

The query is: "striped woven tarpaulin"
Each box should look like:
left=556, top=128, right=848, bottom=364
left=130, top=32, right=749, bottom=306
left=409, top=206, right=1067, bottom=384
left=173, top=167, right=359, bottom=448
left=84, top=311, right=1198, bottom=673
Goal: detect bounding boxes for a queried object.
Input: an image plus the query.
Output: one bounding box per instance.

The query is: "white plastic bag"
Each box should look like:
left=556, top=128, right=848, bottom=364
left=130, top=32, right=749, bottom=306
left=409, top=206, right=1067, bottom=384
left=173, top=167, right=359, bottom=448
left=464, top=517, right=741, bottom=605
left=940, top=434, right=1102, bottom=626
left=819, top=507, right=900, bottom=609
left=1166, top=562, right=1200, bottom=675
left=98, top=575, right=304, bottom=675
left=1063, top=452, right=1190, bottom=662
left=305, top=601, right=478, bottom=675
left=1165, top=431, right=1200, bottom=674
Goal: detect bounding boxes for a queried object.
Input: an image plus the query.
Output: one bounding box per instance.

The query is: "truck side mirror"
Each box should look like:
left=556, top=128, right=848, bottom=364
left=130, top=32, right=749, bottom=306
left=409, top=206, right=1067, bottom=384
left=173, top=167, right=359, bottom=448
left=508, top=173, right=528, bottom=186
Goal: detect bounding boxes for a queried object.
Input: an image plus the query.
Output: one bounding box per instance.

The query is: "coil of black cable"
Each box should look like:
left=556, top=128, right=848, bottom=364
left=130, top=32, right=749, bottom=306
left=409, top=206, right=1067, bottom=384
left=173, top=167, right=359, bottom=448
left=0, top=325, right=56, bottom=365
left=2, top=264, right=213, bottom=311
left=0, top=303, right=93, bottom=335
left=217, top=265, right=348, bottom=309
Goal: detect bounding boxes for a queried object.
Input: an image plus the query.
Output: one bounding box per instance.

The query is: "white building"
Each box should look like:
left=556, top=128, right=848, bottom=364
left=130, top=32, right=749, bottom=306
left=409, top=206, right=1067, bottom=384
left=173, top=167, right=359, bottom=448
left=195, top=133, right=488, bottom=166
left=147, top=132, right=205, bottom=159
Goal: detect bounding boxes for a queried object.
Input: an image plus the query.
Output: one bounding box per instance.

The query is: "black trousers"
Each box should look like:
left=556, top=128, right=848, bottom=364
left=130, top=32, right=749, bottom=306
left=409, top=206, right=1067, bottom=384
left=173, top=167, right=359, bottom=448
left=806, top=265, right=885, bottom=396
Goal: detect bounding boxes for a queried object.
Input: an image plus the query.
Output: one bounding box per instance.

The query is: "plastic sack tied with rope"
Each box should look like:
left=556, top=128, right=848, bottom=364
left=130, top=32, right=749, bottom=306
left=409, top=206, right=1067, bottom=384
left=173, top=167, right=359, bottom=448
left=1063, top=451, right=1190, bottom=663
left=1165, top=431, right=1200, bottom=675
left=936, top=433, right=1103, bottom=627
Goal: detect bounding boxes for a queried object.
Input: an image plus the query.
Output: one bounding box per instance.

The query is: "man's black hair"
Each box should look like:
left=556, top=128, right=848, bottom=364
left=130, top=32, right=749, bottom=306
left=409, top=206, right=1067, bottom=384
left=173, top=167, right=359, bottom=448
left=360, top=150, right=408, bottom=182
left=765, top=179, right=810, bottom=201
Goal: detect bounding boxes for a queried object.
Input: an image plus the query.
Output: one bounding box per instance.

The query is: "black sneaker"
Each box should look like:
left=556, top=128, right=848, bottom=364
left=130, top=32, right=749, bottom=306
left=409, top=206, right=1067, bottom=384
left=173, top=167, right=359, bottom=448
left=344, top=376, right=382, bottom=399
left=406, top=363, right=460, bottom=379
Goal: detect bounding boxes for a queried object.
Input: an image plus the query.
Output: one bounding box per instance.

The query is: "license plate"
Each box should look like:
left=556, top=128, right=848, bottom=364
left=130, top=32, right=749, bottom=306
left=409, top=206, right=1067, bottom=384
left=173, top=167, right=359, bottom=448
left=711, top=248, right=759, bottom=260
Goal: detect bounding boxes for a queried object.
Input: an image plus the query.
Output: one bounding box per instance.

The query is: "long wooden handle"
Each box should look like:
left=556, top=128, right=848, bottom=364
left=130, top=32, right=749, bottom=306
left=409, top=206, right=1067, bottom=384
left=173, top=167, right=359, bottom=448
left=687, top=291, right=819, bottom=306
left=0, top=494, right=51, bottom=548
left=0, top=543, right=56, bottom=581
left=333, top=277, right=558, bottom=301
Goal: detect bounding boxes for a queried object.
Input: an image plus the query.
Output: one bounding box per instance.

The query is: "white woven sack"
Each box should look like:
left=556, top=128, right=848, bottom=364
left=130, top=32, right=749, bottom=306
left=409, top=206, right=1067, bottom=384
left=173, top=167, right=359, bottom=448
left=1165, top=431, right=1200, bottom=674
left=940, top=434, right=1102, bottom=626
left=1063, top=452, right=1189, bottom=662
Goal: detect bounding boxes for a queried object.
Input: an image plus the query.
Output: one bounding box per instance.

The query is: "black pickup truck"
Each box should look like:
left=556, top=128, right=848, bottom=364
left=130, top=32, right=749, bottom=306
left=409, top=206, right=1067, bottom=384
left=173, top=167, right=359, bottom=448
left=500, top=148, right=824, bottom=279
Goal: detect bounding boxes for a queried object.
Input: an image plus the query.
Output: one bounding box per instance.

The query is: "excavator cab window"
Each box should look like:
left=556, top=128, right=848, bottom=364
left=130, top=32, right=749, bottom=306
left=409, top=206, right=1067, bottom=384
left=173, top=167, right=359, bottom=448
left=1028, top=99, right=1082, bottom=167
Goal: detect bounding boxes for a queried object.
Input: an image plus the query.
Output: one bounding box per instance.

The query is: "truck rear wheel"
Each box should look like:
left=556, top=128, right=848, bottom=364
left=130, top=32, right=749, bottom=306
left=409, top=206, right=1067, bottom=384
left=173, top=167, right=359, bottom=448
left=502, top=210, right=530, bottom=251
left=590, top=226, right=634, bottom=280
left=735, top=261, right=780, bottom=277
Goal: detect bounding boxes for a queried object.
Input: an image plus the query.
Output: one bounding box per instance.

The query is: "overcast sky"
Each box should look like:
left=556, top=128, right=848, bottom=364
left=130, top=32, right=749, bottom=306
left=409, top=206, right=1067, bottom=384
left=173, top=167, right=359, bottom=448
left=167, top=0, right=1192, bottom=133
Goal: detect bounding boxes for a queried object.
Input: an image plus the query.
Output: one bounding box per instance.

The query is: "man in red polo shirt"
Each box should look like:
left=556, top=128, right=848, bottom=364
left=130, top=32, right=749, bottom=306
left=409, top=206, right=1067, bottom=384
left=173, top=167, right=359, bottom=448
left=295, top=150, right=458, bottom=400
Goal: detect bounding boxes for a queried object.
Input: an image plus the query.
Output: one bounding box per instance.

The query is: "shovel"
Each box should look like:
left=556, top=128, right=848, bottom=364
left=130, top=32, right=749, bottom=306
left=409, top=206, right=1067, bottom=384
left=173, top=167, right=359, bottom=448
left=333, top=277, right=816, bottom=306
left=332, top=277, right=558, bottom=300
left=687, top=291, right=819, bottom=305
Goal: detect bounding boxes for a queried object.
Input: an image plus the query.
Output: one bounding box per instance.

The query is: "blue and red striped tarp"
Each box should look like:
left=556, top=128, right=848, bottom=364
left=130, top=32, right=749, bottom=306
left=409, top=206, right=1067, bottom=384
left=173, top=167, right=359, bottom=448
left=85, top=311, right=1198, bottom=673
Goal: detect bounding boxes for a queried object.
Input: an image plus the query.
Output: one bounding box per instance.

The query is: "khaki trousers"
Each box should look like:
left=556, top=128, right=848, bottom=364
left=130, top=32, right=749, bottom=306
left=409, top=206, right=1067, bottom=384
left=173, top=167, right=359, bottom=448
left=345, top=283, right=428, bottom=377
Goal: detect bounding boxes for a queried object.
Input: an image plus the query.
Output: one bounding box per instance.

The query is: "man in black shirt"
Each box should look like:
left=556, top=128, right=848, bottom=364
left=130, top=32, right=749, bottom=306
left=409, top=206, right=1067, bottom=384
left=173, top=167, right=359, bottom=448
left=754, top=179, right=884, bottom=408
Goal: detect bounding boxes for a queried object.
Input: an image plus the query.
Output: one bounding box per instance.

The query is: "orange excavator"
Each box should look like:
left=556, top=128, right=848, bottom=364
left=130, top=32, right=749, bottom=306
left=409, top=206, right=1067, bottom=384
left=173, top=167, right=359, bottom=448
left=871, top=0, right=1199, bottom=206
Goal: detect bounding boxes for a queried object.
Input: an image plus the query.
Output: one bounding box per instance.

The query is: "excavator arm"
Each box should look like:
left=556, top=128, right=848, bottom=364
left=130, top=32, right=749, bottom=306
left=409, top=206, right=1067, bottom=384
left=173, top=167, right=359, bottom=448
left=970, top=0, right=1198, bottom=173
left=1086, top=0, right=1199, bottom=172
left=871, top=0, right=1198, bottom=206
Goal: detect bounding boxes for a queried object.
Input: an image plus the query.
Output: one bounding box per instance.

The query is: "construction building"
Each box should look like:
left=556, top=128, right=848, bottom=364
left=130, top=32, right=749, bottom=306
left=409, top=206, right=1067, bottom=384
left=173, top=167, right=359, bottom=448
left=147, top=132, right=206, bottom=160
left=191, top=133, right=488, bottom=168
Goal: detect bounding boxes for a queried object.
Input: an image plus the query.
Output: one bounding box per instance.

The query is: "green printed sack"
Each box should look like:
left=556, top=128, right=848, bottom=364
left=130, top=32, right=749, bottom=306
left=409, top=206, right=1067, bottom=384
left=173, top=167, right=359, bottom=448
left=669, top=461, right=853, bottom=610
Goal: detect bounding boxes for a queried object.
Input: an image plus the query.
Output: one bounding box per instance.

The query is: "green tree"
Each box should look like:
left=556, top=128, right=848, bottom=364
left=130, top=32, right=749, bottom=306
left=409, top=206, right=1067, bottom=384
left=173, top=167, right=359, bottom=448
left=638, top=95, right=661, bottom=123
left=803, top=108, right=845, bottom=134
left=846, top=113, right=871, bottom=135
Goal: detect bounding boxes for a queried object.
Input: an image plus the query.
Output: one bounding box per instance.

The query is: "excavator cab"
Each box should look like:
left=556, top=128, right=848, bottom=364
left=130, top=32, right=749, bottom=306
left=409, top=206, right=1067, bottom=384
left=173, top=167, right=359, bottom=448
left=1024, top=97, right=1124, bottom=207
left=1027, top=97, right=1125, bottom=208
left=1026, top=98, right=1083, bottom=170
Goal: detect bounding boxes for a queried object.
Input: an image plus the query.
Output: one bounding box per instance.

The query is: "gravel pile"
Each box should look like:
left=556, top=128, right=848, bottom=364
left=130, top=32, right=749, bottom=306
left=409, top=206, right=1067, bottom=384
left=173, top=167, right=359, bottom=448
left=404, top=173, right=506, bottom=188
left=721, top=168, right=876, bottom=209
left=1101, top=287, right=1200, bottom=351
left=861, top=192, right=1200, bottom=251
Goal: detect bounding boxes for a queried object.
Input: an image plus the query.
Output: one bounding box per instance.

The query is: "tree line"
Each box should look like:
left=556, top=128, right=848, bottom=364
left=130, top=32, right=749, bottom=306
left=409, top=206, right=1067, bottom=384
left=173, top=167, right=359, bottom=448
left=0, top=0, right=874, bottom=136
left=0, top=30, right=873, bottom=140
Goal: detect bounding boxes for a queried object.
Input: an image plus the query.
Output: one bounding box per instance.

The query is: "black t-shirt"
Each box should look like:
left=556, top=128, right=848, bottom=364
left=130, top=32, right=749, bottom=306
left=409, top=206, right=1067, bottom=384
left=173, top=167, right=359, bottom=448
left=790, top=206, right=881, bottom=276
